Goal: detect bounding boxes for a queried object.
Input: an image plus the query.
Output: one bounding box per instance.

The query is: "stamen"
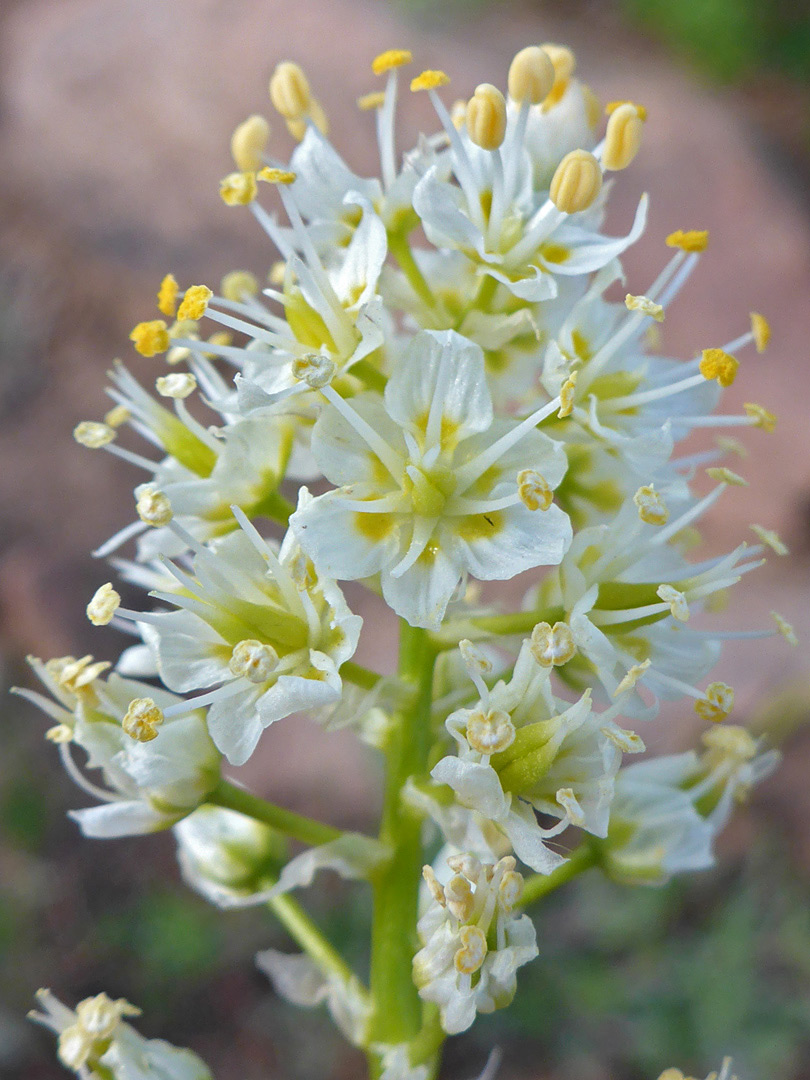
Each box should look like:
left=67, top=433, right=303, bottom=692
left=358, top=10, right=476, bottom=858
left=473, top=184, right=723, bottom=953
left=530, top=621, right=576, bottom=666
left=155, top=373, right=196, bottom=399
left=221, top=271, right=259, bottom=303
left=86, top=583, right=121, bottom=626
left=656, top=584, right=689, bottom=622
left=372, top=49, right=412, bottom=75
left=614, top=659, right=651, bottom=696
left=219, top=171, right=258, bottom=206
left=694, top=681, right=734, bottom=723
left=605, top=100, right=648, bottom=121
left=157, top=273, right=179, bottom=318
left=558, top=372, right=577, bottom=417
left=633, top=484, right=668, bottom=525
left=74, top=421, right=116, bottom=449
left=122, top=697, right=164, bottom=742
left=269, top=61, right=311, bottom=120
left=103, top=404, right=131, bottom=428
left=258, top=167, right=297, bottom=185
left=230, top=114, right=271, bottom=172
left=602, top=103, right=644, bottom=171
left=556, top=787, right=585, bottom=826
left=750, top=312, right=770, bottom=353
left=410, top=70, right=450, bottom=92
left=540, top=44, right=575, bottom=109
left=229, top=639, right=279, bottom=683
left=454, top=924, right=487, bottom=975
left=320, top=384, right=404, bottom=479
left=750, top=524, right=787, bottom=556
left=135, top=485, right=173, bottom=528
left=292, top=353, right=337, bottom=388
left=743, top=402, right=776, bottom=432
left=706, top=467, right=747, bottom=487
left=466, top=84, right=507, bottom=151
left=700, top=348, right=738, bottom=387
left=454, top=395, right=562, bottom=491
left=129, top=320, right=169, bottom=357
left=517, top=469, right=553, bottom=511
left=508, top=46, right=555, bottom=105
left=625, top=293, right=664, bottom=321
left=666, top=229, right=709, bottom=253
left=466, top=708, right=515, bottom=755
left=549, top=149, right=602, bottom=214
left=358, top=91, right=386, bottom=111
left=771, top=611, right=798, bottom=645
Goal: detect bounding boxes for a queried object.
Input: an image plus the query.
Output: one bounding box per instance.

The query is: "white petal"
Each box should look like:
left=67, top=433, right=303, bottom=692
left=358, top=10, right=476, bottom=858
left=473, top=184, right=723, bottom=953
left=310, top=394, right=405, bottom=487
left=69, top=800, right=171, bottom=837
left=381, top=544, right=461, bottom=630
left=430, top=757, right=510, bottom=821
left=503, top=801, right=568, bottom=874
left=413, top=166, right=485, bottom=255
left=140, top=613, right=230, bottom=694
left=546, top=194, right=648, bottom=276
left=292, top=489, right=400, bottom=581
left=263, top=834, right=388, bottom=898
left=451, top=503, right=572, bottom=582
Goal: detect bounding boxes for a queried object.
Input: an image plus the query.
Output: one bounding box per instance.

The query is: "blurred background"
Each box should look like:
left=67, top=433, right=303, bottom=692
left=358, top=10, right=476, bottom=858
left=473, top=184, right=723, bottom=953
left=1, top=0, right=810, bottom=1077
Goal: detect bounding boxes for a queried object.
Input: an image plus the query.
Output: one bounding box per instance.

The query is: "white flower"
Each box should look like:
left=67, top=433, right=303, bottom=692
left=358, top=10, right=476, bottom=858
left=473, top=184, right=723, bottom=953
left=121, top=508, right=361, bottom=765
left=16, top=658, right=219, bottom=838
left=412, top=854, right=537, bottom=1034
left=256, top=949, right=370, bottom=1047
left=604, top=726, right=779, bottom=884
left=430, top=640, right=640, bottom=871
left=29, top=989, right=212, bottom=1080
left=291, top=328, right=571, bottom=628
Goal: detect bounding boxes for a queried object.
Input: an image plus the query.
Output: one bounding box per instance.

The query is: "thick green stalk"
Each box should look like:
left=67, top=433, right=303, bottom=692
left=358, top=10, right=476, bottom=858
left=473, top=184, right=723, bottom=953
left=208, top=778, right=343, bottom=848
left=367, top=622, right=439, bottom=1072
left=388, top=232, right=437, bottom=312
left=342, top=660, right=384, bottom=690
left=519, top=843, right=598, bottom=907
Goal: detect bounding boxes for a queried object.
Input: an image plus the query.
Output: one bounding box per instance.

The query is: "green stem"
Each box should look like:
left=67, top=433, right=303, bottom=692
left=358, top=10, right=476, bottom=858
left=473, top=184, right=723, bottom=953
left=267, top=892, right=363, bottom=991
left=388, top=232, right=437, bottom=311
left=367, top=622, right=439, bottom=1062
left=248, top=487, right=296, bottom=526
left=208, top=779, right=343, bottom=848
left=519, top=843, right=598, bottom=907
left=342, top=660, right=384, bottom=691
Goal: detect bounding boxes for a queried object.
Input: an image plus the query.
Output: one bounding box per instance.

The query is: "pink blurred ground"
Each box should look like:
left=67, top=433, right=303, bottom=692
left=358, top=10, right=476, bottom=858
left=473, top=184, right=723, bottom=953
left=1, top=0, right=809, bottom=878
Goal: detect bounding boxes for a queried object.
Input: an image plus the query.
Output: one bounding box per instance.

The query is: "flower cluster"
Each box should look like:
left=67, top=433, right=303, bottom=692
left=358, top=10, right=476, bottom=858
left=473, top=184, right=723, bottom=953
left=23, top=38, right=792, bottom=1080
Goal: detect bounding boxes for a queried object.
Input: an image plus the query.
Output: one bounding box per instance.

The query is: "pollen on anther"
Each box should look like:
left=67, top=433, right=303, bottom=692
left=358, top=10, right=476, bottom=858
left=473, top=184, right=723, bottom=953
left=372, top=49, right=413, bottom=76
left=694, top=682, right=734, bottom=723
left=122, top=697, right=164, bottom=742
left=136, top=485, right=173, bottom=528
left=219, top=171, right=258, bottom=206
left=750, top=524, right=788, bottom=555
left=605, top=99, right=648, bottom=121
left=517, top=469, right=552, bottom=511
left=358, top=91, right=386, bottom=111
left=156, top=372, right=197, bottom=399
left=625, top=294, right=664, bottom=322
left=666, top=229, right=709, bottom=253
left=750, top=312, right=770, bottom=353
left=743, top=402, right=776, bottom=432
left=87, top=583, right=121, bottom=626
left=130, top=320, right=170, bottom=357
left=258, top=167, right=297, bottom=185
left=157, top=273, right=179, bottom=318
left=771, top=611, right=798, bottom=646
left=410, top=69, right=450, bottom=92
left=634, top=484, right=669, bottom=525
left=558, top=371, right=578, bottom=417
left=699, top=348, right=738, bottom=388
left=706, top=467, right=747, bottom=487
left=74, top=421, right=116, bottom=449
left=177, top=285, right=213, bottom=322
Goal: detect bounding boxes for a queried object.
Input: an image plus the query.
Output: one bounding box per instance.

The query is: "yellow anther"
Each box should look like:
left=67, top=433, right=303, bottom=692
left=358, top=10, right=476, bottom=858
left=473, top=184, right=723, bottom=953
left=220, top=270, right=259, bottom=303
left=530, top=621, right=577, bottom=667
left=122, top=697, right=164, bottom=742
left=743, top=402, right=776, bottom=432
left=706, top=466, right=747, bottom=487
left=633, top=484, right=669, bottom=525
left=466, top=83, right=507, bottom=150
left=136, top=485, right=173, bottom=528
left=269, top=261, right=287, bottom=285
left=695, top=682, right=734, bottom=723
left=454, top=924, right=488, bottom=975
left=130, top=320, right=170, bottom=357
left=48, top=654, right=110, bottom=694
left=517, top=469, right=553, bottom=511
left=508, top=45, right=555, bottom=105
left=699, top=348, right=739, bottom=388
left=459, top=638, right=493, bottom=676
left=582, top=83, right=602, bottom=129
left=358, top=91, right=386, bottom=111
left=177, top=285, right=212, bottom=322
left=666, top=229, right=709, bottom=253
left=549, top=149, right=602, bottom=214
left=157, top=273, right=179, bottom=318
left=771, top=611, right=798, bottom=646
left=466, top=708, right=516, bottom=755
left=657, top=584, right=689, bottom=622
left=702, top=724, right=755, bottom=763
left=230, top=114, right=271, bottom=172
left=291, top=353, right=336, bottom=388
left=372, top=49, right=413, bottom=76
left=156, top=372, right=197, bottom=399
left=605, top=99, right=648, bottom=122
left=104, top=404, right=130, bottom=428
left=73, top=421, right=116, bottom=449
left=716, top=435, right=747, bottom=458
left=46, top=723, right=73, bottom=743
left=614, top=659, right=652, bottom=696
left=410, top=69, right=450, bottom=92
left=258, top=167, right=297, bottom=185
left=750, top=524, right=788, bottom=556
left=445, top=874, right=475, bottom=922
left=539, top=43, right=575, bottom=107
left=422, top=865, right=446, bottom=906
left=557, top=787, right=585, bottom=826
left=269, top=61, right=311, bottom=119
left=558, top=370, right=578, bottom=416
left=206, top=331, right=232, bottom=353
left=602, top=102, right=644, bottom=171
left=229, top=639, right=279, bottom=684
left=602, top=724, right=646, bottom=753
left=86, top=583, right=121, bottom=626
left=750, top=311, right=770, bottom=353
left=57, top=1026, right=94, bottom=1071
left=498, top=869, right=524, bottom=912
left=219, top=171, right=258, bottom=206
left=625, top=293, right=664, bottom=322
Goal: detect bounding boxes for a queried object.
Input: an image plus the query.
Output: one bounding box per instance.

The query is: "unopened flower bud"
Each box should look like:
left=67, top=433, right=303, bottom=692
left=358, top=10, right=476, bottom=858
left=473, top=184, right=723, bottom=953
left=508, top=46, right=555, bottom=104
left=602, top=102, right=644, bottom=171
left=549, top=150, right=602, bottom=214
left=466, top=83, right=507, bottom=150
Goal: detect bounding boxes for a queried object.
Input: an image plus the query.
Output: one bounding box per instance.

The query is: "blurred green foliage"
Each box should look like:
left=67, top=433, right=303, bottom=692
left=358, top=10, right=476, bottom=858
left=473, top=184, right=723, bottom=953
left=619, top=0, right=810, bottom=86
